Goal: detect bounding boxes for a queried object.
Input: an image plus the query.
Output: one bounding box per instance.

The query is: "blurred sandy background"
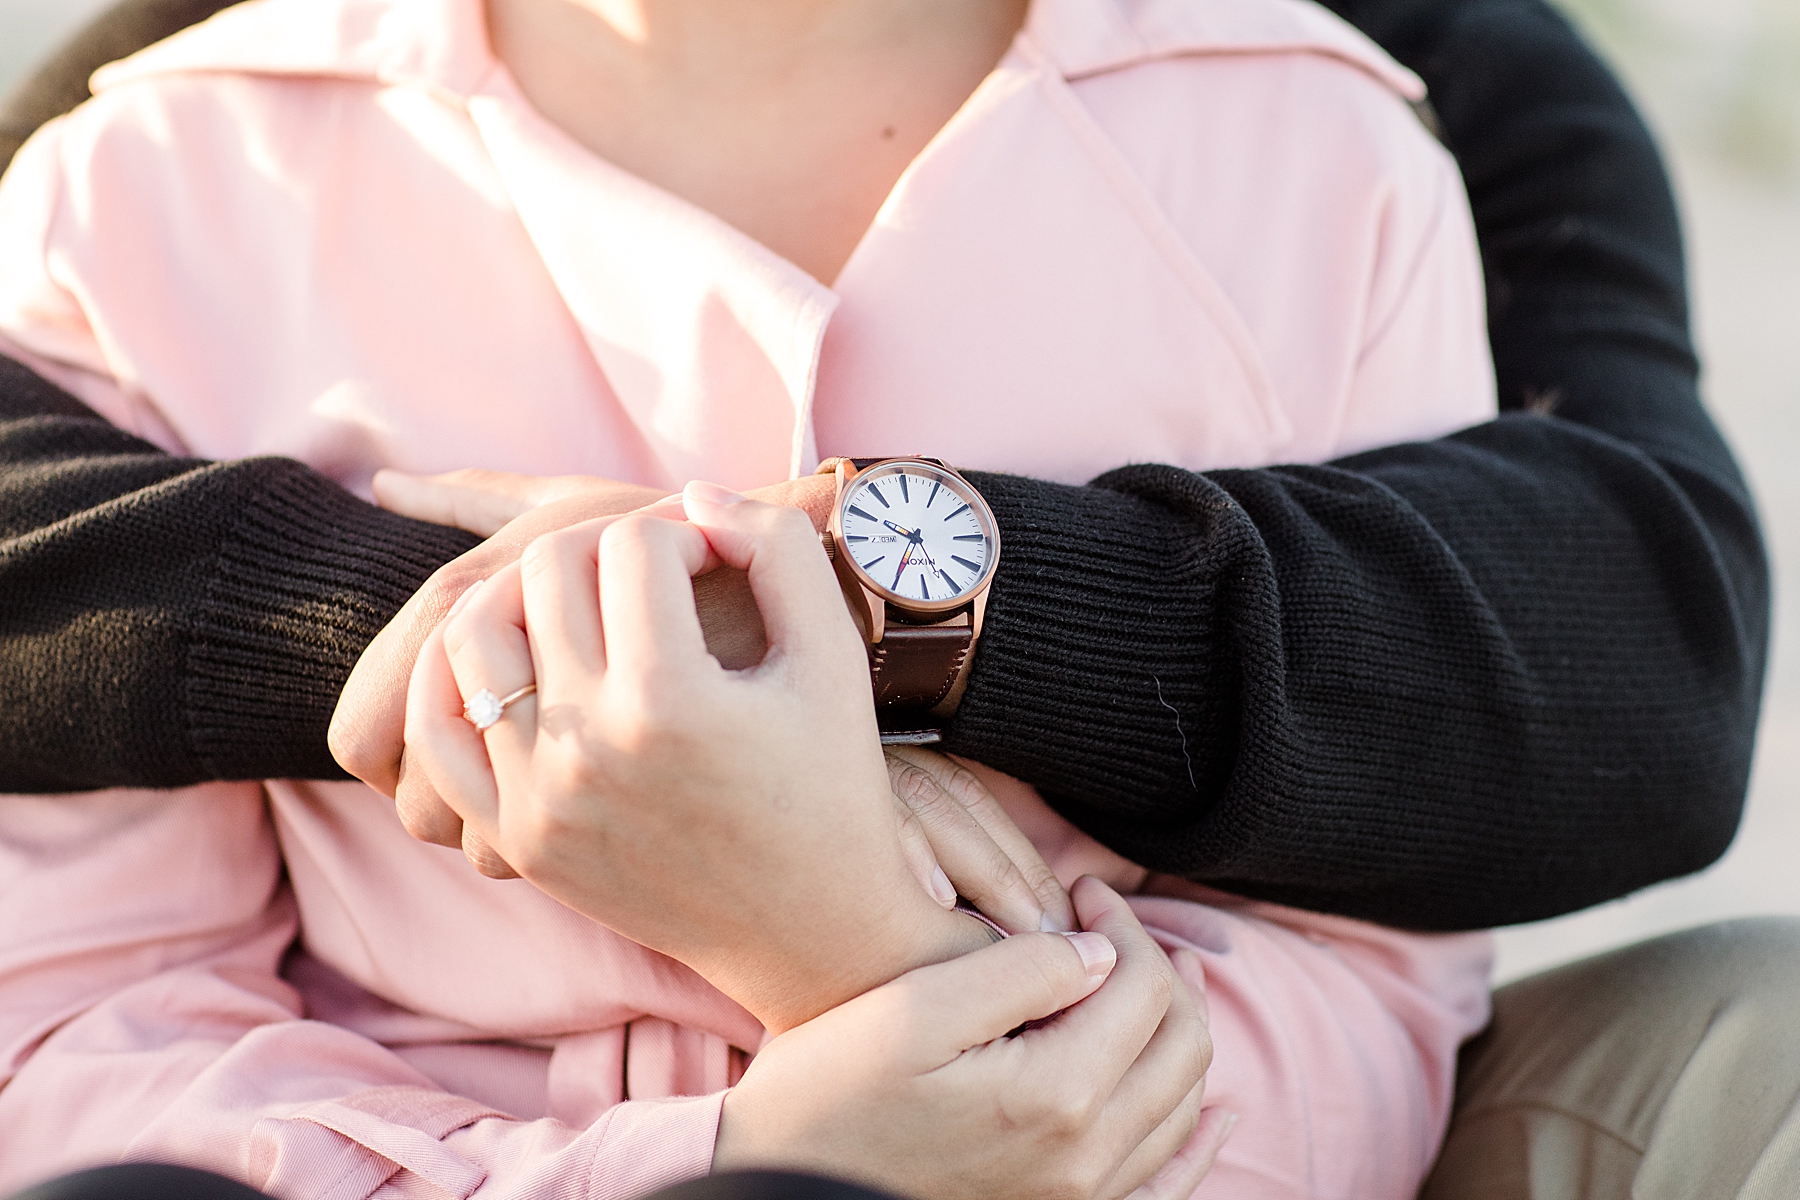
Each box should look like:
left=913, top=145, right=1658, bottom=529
left=3, top=0, right=1797, bottom=983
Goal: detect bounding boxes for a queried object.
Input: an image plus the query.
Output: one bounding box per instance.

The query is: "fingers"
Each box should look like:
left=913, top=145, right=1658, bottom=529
left=1021, top=878, right=1175, bottom=1102
left=393, top=578, right=492, bottom=843
left=516, top=519, right=611, bottom=713
left=393, top=746, right=465, bottom=848
left=681, top=483, right=862, bottom=674
left=885, top=748, right=1071, bottom=933
left=1101, top=1077, right=1206, bottom=1200
left=374, top=469, right=538, bottom=536
left=885, top=751, right=1049, bottom=933
left=1093, top=949, right=1213, bottom=1196
left=1117, top=1107, right=1236, bottom=1200
left=331, top=572, right=469, bottom=797
left=404, top=619, right=509, bottom=873
left=440, top=567, right=539, bottom=797
left=893, top=791, right=959, bottom=907
left=879, top=928, right=1118, bottom=1058
left=594, top=514, right=713, bottom=680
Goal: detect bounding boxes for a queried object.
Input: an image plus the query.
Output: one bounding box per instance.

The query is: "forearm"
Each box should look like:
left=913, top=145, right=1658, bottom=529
left=0, top=358, right=478, bottom=790
left=943, top=0, right=1766, bottom=929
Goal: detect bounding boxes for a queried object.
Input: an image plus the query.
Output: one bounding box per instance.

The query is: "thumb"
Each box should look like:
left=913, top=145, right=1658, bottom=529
left=881, top=930, right=1117, bottom=1062
left=373, top=469, right=538, bottom=536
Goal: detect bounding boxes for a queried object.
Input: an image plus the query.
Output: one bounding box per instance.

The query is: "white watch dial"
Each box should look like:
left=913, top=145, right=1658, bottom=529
left=840, top=465, right=995, bottom=604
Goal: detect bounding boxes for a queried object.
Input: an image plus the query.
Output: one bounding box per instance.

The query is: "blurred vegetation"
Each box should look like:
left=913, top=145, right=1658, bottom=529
left=1554, top=0, right=1800, bottom=182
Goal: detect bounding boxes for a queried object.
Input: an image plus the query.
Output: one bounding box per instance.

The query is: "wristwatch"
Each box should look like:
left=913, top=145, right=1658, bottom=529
left=817, top=456, right=1000, bottom=744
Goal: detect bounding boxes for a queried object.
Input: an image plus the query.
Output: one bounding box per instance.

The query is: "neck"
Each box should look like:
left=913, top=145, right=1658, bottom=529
left=505, top=0, right=973, bottom=82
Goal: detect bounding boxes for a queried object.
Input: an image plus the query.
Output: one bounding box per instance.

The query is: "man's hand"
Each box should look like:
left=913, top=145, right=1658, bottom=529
left=887, top=747, right=1077, bottom=934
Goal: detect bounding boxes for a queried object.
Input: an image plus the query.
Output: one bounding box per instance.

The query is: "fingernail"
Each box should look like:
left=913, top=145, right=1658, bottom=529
left=684, top=480, right=748, bottom=508
left=445, top=578, right=486, bottom=618
left=1062, top=931, right=1116, bottom=979
left=929, top=865, right=957, bottom=907
left=1040, top=911, right=1072, bottom=933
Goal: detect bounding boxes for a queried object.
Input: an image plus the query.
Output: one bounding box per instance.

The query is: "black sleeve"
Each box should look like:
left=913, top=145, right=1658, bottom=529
left=0, top=0, right=1766, bottom=930
left=0, top=357, right=477, bottom=790
left=940, top=0, right=1768, bottom=928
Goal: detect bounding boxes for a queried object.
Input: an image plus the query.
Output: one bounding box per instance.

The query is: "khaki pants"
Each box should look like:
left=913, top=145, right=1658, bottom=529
left=1422, top=918, right=1800, bottom=1199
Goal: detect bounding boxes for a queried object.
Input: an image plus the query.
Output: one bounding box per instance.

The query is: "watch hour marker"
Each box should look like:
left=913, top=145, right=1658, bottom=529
left=860, top=555, right=886, bottom=569
left=952, top=556, right=982, bottom=573
left=953, top=534, right=985, bottom=543
left=898, top=474, right=910, bottom=502
left=920, top=576, right=931, bottom=600
left=868, top=483, right=890, bottom=508
left=848, top=505, right=877, bottom=524
left=846, top=535, right=869, bottom=542
left=938, top=569, right=962, bottom=595
left=927, top=481, right=942, bottom=508
left=944, top=503, right=970, bottom=521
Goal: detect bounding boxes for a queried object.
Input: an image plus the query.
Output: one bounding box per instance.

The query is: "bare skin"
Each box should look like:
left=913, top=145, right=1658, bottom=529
left=487, top=0, right=1030, bottom=284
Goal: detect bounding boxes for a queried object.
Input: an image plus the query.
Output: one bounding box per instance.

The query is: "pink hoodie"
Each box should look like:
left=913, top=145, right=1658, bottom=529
left=0, top=0, right=1496, bottom=1196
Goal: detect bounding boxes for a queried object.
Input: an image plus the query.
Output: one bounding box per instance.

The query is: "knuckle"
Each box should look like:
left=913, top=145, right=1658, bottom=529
left=763, top=503, right=817, bottom=547
left=1060, top=1154, right=1107, bottom=1200
left=609, top=681, right=691, bottom=751
left=518, top=531, right=563, bottom=581
left=935, top=759, right=991, bottom=809
left=396, top=795, right=460, bottom=847
left=887, top=761, right=943, bottom=811
left=536, top=748, right=604, bottom=809
left=1191, top=1022, right=1215, bottom=1079
left=600, top=512, right=659, bottom=556
left=1014, top=934, right=1080, bottom=1008
left=1143, top=959, right=1176, bottom=1012
left=325, top=714, right=364, bottom=772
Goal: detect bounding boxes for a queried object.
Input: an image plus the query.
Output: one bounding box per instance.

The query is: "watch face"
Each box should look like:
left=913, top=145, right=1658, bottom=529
left=837, top=460, right=998, bottom=609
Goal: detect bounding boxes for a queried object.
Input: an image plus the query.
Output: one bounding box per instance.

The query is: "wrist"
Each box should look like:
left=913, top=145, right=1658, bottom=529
left=753, top=901, right=999, bottom=1035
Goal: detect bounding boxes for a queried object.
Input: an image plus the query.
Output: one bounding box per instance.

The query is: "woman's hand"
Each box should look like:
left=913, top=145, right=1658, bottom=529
left=404, top=485, right=994, bottom=1032
left=356, top=468, right=1070, bottom=936
left=717, top=876, right=1232, bottom=1200
left=331, top=469, right=830, bottom=807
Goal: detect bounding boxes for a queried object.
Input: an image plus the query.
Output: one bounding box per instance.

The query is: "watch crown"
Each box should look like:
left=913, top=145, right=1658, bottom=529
left=820, top=530, right=837, bottom=562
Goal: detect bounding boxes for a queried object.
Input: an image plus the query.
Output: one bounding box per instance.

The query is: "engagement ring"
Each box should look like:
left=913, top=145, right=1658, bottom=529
left=463, top=684, right=537, bottom=730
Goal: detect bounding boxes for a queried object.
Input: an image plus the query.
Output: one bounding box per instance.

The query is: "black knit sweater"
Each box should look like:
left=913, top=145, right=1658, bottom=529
left=0, top=0, right=1768, bottom=929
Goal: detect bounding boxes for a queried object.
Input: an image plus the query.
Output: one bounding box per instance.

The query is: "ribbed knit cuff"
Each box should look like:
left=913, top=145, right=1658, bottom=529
left=182, top=460, right=479, bottom=781
left=944, top=470, right=1243, bottom=823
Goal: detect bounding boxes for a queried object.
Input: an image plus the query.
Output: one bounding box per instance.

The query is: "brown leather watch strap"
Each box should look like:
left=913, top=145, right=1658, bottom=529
left=869, top=623, right=972, bottom=710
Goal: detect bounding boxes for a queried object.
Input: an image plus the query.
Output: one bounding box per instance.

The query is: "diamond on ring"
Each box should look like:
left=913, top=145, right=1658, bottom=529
left=463, top=684, right=535, bottom=731
left=464, top=689, right=504, bottom=730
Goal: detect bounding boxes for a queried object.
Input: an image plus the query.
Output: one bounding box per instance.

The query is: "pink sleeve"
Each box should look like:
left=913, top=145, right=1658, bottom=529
left=1332, top=125, right=1498, bottom=457
left=0, top=787, right=721, bottom=1200
left=0, top=115, right=189, bottom=451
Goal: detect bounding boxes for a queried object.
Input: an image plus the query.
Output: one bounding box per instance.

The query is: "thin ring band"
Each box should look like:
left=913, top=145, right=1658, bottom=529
left=463, top=683, right=538, bottom=731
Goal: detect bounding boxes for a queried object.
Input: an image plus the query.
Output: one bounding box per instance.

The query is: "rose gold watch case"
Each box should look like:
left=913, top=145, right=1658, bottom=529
left=819, top=456, right=999, bottom=648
